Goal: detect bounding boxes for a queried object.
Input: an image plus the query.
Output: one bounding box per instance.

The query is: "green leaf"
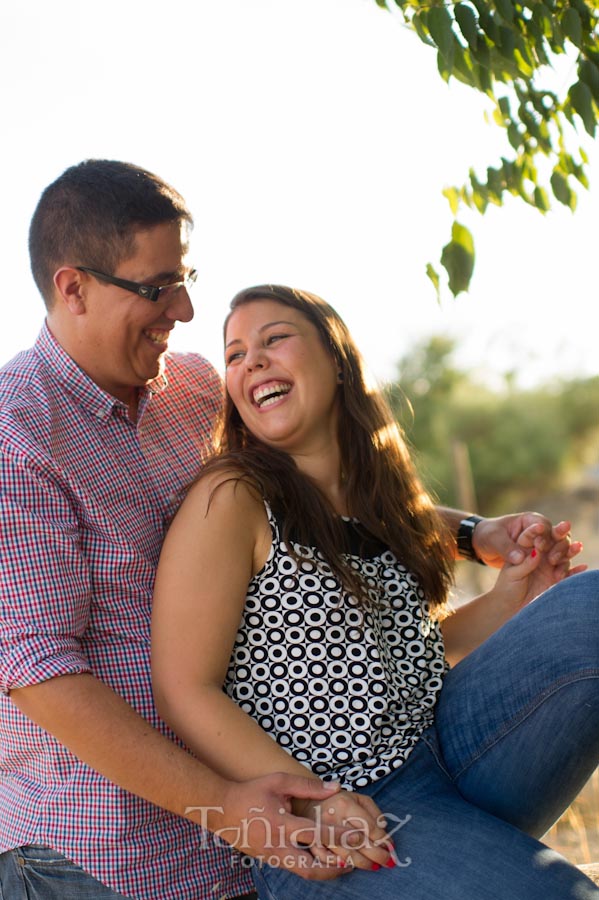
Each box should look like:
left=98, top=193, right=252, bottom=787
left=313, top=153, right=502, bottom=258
left=487, top=166, right=504, bottom=201
left=507, top=122, right=523, bottom=149
left=561, top=7, right=583, bottom=49
left=452, top=43, right=479, bottom=87
left=497, top=25, right=516, bottom=59
left=479, top=10, right=500, bottom=44
left=455, top=3, right=479, bottom=48
left=471, top=37, right=491, bottom=69
left=412, top=10, right=432, bottom=45
left=570, top=0, right=593, bottom=30
left=533, top=186, right=550, bottom=212
left=532, top=3, right=554, bottom=40
left=513, top=46, right=534, bottom=78
left=428, top=5, right=455, bottom=59
left=426, top=263, right=441, bottom=303
left=550, top=170, right=574, bottom=208
left=442, top=186, right=461, bottom=215
left=441, top=222, right=475, bottom=296
left=494, top=0, right=514, bottom=24
left=579, top=60, right=599, bottom=105
left=437, top=48, right=453, bottom=82
left=569, top=80, right=597, bottom=137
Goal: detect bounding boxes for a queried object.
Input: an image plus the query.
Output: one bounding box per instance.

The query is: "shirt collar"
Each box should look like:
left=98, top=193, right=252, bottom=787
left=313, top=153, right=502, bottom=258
left=36, top=322, right=168, bottom=422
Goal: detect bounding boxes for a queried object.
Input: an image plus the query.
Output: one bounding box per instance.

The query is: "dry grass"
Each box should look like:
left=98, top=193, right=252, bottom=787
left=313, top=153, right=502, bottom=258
left=544, top=769, right=599, bottom=865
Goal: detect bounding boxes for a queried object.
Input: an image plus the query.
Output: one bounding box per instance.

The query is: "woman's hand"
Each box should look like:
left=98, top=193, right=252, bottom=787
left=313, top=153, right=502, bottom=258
left=293, top=789, right=396, bottom=871
left=493, top=522, right=587, bottom=610
left=472, top=514, right=584, bottom=570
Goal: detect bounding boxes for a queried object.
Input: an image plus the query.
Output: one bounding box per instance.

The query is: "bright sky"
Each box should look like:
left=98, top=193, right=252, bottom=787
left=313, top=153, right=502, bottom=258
left=2, top=0, right=597, bottom=388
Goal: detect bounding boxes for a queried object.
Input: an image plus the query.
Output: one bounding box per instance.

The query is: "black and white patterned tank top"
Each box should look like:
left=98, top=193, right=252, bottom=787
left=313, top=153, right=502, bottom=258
left=224, top=502, right=448, bottom=789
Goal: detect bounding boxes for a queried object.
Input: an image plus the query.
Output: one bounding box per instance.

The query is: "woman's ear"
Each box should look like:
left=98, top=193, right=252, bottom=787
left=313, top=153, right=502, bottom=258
left=53, top=267, right=87, bottom=315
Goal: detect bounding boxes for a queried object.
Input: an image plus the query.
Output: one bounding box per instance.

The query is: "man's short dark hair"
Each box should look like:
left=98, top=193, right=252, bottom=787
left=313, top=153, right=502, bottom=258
left=29, top=159, right=193, bottom=308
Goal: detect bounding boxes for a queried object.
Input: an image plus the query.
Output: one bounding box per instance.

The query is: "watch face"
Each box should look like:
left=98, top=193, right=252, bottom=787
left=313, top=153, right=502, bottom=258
left=457, top=516, right=483, bottom=562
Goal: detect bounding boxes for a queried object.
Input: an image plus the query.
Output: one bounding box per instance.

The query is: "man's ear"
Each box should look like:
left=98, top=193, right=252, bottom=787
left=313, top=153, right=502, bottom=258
left=53, top=267, right=87, bottom=314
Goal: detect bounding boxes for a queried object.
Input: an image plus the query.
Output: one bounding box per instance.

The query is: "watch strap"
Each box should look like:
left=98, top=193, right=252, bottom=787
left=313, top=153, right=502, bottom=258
left=457, top=514, right=486, bottom=565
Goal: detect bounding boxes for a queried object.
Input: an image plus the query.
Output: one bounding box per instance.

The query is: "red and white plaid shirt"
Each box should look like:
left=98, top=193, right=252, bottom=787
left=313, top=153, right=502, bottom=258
left=0, top=323, right=253, bottom=899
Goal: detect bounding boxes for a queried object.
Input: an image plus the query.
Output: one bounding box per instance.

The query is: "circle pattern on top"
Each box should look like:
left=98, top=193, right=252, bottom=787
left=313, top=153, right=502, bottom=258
left=225, top=502, right=447, bottom=790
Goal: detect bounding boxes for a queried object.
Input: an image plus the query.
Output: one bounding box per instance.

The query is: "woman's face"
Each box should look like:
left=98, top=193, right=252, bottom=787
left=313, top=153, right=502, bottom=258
left=224, top=299, right=340, bottom=458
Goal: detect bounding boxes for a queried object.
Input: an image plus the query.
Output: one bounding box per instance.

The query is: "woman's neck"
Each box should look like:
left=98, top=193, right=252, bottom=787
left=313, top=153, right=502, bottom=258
left=291, top=444, right=348, bottom=515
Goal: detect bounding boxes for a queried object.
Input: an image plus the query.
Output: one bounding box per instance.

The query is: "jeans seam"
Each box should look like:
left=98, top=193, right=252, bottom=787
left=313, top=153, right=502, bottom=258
left=449, top=669, right=599, bottom=781
left=421, top=732, right=453, bottom=780
left=252, top=863, right=277, bottom=900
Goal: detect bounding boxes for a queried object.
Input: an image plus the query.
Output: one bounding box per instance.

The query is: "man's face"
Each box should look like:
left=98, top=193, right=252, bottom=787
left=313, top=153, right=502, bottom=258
left=70, top=221, right=194, bottom=405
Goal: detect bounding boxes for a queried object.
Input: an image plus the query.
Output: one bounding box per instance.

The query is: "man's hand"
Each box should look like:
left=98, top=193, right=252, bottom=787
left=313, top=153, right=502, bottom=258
left=193, top=773, right=354, bottom=880
left=472, top=513, right=584, bottom=571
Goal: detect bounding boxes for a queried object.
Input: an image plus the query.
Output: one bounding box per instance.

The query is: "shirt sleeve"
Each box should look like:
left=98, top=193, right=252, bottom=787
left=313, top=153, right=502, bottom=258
left=0, top=448, right=92, bottom=694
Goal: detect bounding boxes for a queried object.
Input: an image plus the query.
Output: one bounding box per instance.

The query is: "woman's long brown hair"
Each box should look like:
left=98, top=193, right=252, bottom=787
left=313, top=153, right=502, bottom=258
left=200, top=284, right=455, bottom=612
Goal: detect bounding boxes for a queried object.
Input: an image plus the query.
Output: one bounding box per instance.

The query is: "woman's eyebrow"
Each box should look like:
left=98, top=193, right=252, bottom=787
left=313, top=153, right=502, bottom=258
left=225, top=320, right=297, bottom=349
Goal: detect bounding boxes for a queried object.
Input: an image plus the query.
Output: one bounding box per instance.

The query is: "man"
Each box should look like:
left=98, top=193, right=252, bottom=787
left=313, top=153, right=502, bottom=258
left=0, top=160, right=578, bottom=900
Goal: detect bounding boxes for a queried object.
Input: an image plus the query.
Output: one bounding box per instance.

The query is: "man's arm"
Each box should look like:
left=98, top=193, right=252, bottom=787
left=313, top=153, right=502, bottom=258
left=10, top=673, right=348, bottom=878
left=0, top=455, right=346, bottom=880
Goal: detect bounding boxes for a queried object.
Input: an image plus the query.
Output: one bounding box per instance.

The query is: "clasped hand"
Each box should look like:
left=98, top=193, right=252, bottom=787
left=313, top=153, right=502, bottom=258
left=212, top=775, right=394, bottom=881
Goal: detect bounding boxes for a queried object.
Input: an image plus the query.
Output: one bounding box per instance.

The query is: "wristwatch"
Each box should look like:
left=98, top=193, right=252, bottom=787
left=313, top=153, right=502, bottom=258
left=457, top=514, right=486, bottom=564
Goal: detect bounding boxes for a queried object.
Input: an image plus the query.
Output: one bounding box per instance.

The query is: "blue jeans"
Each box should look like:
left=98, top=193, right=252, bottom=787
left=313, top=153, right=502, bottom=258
left=254, top=570, right=599, bottom=899
left=0, top=844, right=258, bottom=900
left=0, top=846, right=130, bottom=899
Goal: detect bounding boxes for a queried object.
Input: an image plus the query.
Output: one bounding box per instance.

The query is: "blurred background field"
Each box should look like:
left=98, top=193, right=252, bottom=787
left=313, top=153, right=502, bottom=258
left=390, top=336, right=599, bottom=866
left=545, top=768, right=599, bottom=865
left=452, top=451, right=599, bottom=866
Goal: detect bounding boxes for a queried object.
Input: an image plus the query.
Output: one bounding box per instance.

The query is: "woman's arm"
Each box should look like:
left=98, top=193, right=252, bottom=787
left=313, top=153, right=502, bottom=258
left=441, top=524, right=584, bottom=667
left=152, top=475, right=318, bottom=783
left=152, top=477, right=390, bottom=867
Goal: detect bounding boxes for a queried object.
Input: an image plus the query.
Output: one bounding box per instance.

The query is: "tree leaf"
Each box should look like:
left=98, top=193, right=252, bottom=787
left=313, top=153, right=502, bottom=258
left=440, top=222, right=475, bottom=296
left=494, top=0, right=514, bottom=24
left=532, top=3, right=554, bottom=40
left=442, top=186, right=462, bottom=215
left=533, top=185, right=550, bottom=212
left=561, top=7, right=583, bottom=49
left=428, top=5, right=455, bottom=59
left=579, top=59, right=599, bottom=104
left=455, top=3, right=479, bottom=48
left=569, top=79, right=596, bottom=137
left=550, top=170, right=574, bottom=208
left=498, top=25, right=516, bottom=59
left=426, top=263, right=441, bottom=303
left=479, top=10, right=500, bottom=44
left=507, top=122, right=523, bottom=149
left=412, top=10, right=432, bottom=45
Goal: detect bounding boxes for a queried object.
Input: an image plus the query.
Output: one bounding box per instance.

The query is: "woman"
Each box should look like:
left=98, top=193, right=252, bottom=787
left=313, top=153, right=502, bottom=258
left=152, top=284, right=599, bottom=899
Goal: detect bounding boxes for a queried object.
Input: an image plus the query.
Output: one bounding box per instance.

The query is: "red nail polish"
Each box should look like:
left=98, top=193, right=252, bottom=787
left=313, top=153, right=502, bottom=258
left=531, top=549, right=537, bottom=558
left=385, top=858, right=396, bottom=868
left=372, top=863, right=381, bottom=871
left=338, top=860, right=346, bottom=868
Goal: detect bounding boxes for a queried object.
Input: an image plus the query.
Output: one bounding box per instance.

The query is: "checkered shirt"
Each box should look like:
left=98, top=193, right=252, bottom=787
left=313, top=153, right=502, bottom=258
left=0, top=323, right=253, bottom=899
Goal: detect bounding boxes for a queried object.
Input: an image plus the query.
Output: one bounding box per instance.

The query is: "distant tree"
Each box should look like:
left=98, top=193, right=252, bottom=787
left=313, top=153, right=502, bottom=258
left=374, top=0, right=599, bottom=296
left=387, top=336, right=599, bottom=511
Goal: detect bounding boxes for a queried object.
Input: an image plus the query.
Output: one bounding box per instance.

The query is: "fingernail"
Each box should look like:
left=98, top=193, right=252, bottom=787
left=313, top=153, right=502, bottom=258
left=371, top=863, right=381, bottom=871
left=338, top=860, right=346, bottom=868
left=509, top=550, right=524, bottom=564
left=531, top=549, right=537, bottom=558
left=385, top=858, right=396, bottom=868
